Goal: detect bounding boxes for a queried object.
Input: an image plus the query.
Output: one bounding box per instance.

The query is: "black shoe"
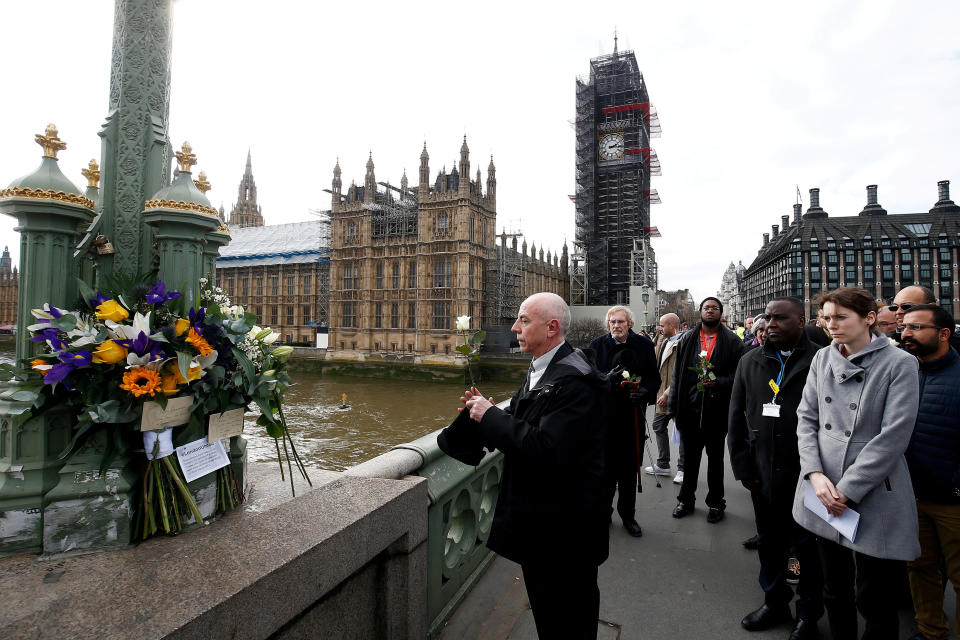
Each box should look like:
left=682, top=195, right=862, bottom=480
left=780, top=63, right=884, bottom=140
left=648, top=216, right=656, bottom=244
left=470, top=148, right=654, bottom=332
left=741, top=604, right=792, bottom=631
left=623, top=519, right=643, bottom=537
left=743, top=534, right=759, bottom=550
left=672, top=502, right=694, bottom=518
left=706, top=507, right=725, bottom=523
left=788, top=618, right=819, bottom=640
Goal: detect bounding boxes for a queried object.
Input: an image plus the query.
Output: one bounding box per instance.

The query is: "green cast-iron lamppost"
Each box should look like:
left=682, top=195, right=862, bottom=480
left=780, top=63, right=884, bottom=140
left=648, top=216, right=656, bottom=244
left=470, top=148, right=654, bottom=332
left=0, top=0, right=243, bottom=556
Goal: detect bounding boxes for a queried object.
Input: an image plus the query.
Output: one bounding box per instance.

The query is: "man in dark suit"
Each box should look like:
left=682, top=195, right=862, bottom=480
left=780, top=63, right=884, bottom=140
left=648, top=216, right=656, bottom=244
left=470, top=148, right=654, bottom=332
left=588, top=305, right=660, bottom=537
left=438, top=292, right=609, bottom=639
left=728, top=297, right=824, bottom=639
left=669, top=296, right=744, bottom=523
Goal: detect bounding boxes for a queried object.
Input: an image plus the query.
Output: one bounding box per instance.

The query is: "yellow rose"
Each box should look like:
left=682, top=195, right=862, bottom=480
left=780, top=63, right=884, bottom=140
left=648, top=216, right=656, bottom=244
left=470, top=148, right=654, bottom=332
left=91, top=339, right=128, bottom=364
left=95, top=300, right=129, bottom=323
left=165, top=362, right=202, bottom=387
left=174, top=318, right=190, bottom=336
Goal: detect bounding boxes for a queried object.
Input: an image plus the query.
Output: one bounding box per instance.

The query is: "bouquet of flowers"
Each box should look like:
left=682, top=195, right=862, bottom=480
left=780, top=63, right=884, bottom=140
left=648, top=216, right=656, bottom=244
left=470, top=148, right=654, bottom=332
left=690, top=350, right=716, bottom=392
left=0, top=275, right=310, bottom=540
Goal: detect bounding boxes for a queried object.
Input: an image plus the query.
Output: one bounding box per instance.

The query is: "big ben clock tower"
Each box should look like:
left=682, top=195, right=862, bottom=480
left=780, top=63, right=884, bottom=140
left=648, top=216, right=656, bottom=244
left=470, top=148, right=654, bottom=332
left=574, top=43, right=662, bottom=305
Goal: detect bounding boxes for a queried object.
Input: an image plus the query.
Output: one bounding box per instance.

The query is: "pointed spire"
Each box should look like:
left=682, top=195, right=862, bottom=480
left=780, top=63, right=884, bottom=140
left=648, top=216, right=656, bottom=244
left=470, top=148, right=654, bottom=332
left=420, top=141, right=429, bottom=162
left=364, top=152, right=376, bottom=203
left=245, top=148, right=252, bottom=175
left=400, top=169, right=408, bottom=193
left=419, top=142, right=430, bottom=196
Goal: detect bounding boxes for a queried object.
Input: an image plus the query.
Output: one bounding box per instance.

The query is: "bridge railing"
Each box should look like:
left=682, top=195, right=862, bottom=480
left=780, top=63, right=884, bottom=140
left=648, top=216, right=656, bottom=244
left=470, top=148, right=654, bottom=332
left=345, top=402, right=507, bottom=638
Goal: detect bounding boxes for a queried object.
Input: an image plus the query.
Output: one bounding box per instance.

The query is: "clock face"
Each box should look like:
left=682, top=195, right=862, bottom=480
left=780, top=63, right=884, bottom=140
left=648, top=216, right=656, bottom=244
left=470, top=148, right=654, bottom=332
left=599, top=133, right=625, bottom=161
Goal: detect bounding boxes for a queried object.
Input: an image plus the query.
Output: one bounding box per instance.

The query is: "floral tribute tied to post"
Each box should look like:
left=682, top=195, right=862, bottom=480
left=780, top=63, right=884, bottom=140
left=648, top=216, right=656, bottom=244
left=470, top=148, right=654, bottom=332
left=0, top=275, right=310, bottom=542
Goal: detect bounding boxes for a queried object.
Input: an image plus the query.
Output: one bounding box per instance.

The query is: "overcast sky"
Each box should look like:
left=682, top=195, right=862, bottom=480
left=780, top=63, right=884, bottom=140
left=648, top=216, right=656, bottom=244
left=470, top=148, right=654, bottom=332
left=2, top=1, right=958, bottom=303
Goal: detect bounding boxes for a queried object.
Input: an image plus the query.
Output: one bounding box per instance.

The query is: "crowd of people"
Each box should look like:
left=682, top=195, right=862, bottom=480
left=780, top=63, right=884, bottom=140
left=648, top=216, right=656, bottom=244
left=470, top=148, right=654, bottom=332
left=439, top=285, right=960, bottom=640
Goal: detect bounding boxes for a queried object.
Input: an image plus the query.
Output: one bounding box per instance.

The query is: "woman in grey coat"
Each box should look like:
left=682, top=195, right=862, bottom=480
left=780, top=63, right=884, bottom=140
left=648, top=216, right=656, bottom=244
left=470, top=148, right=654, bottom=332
left=792, top=287, right=920, bottom=640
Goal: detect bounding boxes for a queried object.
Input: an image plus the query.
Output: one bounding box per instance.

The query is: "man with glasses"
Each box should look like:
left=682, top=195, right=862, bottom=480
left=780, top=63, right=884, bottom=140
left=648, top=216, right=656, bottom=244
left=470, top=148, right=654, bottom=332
left=876, top=302, right=898, bottom=339
left=890, top=285, right=960, bottom=353
left=668, top=297, right=744, bottom=523
left=901, top=304, right=960, bottom=640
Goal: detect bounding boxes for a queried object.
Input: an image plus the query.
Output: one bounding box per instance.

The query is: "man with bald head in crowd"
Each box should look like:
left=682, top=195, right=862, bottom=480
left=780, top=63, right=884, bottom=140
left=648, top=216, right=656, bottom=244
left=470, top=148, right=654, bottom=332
left=891, top=285, right=960, bottom=353
left=877, top=303, right=898, bottom=339
left=439, top=292, right=610, bottom=639
left=646, top=312, right=685, bottom=484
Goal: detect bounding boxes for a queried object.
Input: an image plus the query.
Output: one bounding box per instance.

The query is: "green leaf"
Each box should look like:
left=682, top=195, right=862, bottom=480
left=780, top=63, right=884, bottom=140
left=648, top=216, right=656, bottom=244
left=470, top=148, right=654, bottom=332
left=177, top=350, right=192, bottom=381
left=76, top=278, right=99, bottom=310
left=10, top=390, right=38, bottom=402
left=231, top=346, right=255, bottom=383
left=471, top=330, right=486, bottom=345
left=50, top=314, right=78, bottom=332
left=455, top=344, right=471, bottom=356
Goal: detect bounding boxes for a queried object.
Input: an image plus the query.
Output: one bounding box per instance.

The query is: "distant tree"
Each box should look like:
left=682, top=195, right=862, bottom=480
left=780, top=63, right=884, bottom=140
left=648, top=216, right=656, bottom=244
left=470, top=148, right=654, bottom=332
left=567, top=318, right=606, bottom=350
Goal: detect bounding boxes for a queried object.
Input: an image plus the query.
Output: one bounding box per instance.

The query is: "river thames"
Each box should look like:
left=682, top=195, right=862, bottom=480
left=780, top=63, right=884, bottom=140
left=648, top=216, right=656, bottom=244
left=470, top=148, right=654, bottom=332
left=0, top=343, right=519, bottom=471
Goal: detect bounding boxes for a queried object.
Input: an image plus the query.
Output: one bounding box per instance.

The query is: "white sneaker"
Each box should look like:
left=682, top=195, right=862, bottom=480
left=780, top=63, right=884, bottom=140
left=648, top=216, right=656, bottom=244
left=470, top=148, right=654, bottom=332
left=673, top=471, right=684, bottom=484
left=644, top=465, right=671, bottom=476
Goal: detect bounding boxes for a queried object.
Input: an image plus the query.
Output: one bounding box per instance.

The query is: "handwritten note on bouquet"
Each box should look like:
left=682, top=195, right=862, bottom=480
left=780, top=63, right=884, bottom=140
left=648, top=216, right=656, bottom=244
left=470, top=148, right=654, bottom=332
left=176, top=437, right=230, bottom=483
left=141, top=396, right=193, bottom=431
left=208, top=408, right=245, bottom=442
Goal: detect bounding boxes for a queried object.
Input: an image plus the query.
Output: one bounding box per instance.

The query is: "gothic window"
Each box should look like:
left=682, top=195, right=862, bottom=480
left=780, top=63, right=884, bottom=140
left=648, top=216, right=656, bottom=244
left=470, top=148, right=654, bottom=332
left=271, top=277, right=279, bottom=296
left=271, top=306, right=278, bottom=325
left=287, top=277, right=294, bottom=296
left=469, top=261, right=475, bottom=289
left=256, top=278, right=263, bottom=296
left=408, top=303, right=416, bottom=329
left=303, top=306, right=311, bottom=324
left=392, top=262, right=400, bottom=289
left=376, top=263, right=384, bottom=289
left=433, top=302, right=451, bottom=329
left=242, top=278, right=249, bottom=295
left=408, top=261, right=417, bottom=288
left=391, top=303, right=399, bottom=328
left=342, top=302, right=356, bottom=327
left=436, top=212, right=450, bottom=237
left=346, top=221, right=358, bottom=243
left=375, top=303, right=383, bottom=328
left=343, top=263, right=358, bottom=290
left=468, top=216, right=475, bottom=242
left=286, top=306, right=294, bottom=325
left=303, top=274, right=312, bottom=293
left=433, top=259, right=451, bottom=288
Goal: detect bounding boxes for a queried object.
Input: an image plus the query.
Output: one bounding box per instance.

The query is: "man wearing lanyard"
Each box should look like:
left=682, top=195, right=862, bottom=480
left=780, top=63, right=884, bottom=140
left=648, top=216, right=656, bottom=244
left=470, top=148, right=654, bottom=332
left=668, top=297, right=744, bottom=522
left=728, top=297, right=825, bottom=640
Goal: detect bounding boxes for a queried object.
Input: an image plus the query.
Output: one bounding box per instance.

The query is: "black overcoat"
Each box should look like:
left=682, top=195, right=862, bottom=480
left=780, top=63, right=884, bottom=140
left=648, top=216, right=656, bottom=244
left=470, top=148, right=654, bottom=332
left=668, top=324, right=744, bottom=435
left=437, top=342, right=610, bottom=565
left=727, top=333, right=822, bottom=502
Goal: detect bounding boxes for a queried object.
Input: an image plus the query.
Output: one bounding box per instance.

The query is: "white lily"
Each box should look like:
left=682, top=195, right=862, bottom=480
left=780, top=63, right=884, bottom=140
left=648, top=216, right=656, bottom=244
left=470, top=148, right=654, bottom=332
left=263, top=330, right=280, bottom=345
left=456, top=315, right=471, bottom=331
left=65, top=315, right=99, bottom=347
left=106, top=311, right=152, bottom=341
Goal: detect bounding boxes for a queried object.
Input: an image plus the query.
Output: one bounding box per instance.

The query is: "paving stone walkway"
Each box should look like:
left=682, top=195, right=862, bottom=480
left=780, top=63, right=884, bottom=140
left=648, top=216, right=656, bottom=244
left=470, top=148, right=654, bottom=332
left=437, top=409, right=955, bottom=640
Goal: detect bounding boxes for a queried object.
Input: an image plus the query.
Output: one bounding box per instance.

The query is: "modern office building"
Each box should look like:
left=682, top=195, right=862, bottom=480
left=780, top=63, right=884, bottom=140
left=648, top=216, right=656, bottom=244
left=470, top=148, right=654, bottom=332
left=742, top=182, right=960, bottom=319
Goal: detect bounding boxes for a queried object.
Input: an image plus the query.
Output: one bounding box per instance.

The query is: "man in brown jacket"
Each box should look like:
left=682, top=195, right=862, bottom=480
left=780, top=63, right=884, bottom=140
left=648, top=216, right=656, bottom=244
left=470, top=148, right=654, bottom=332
left=644, top=313, right=685, bottom=484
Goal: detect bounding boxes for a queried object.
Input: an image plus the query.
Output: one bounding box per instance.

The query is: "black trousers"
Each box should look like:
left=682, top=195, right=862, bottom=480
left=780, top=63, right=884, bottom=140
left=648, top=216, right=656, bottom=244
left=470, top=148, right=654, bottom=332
left=752, top=491, right=823, bottom=621
left=605, top=419, right=642, bottom=522
left=677, top=424, right=726, bottom=509
left=817, top=536, right=905, bottom=640
left=522, top=558, right=600, bottom=639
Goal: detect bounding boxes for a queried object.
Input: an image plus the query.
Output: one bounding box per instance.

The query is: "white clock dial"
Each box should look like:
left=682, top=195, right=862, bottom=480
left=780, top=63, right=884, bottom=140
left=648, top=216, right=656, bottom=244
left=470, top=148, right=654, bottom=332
left=599, top=133, right=624, bottom=161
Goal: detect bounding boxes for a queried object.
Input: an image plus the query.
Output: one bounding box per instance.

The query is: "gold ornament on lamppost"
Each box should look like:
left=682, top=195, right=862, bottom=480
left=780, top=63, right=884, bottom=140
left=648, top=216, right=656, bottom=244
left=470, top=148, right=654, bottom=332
left=175, top=141, right=197, bottom=173
left=81, top=159, right=101, bottom=189
left=194, top=170, right=211, bottom=194
left=35, top=123, right=67, bottom=159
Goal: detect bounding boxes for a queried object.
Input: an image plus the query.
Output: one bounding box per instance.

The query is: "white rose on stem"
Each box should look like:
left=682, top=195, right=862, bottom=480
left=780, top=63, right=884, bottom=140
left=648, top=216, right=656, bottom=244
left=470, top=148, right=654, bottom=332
left=455, top=315, right=471, bottom=331
left=699, top=350, right=708, bottom=358
left=621, top=370, right=630, bottom=379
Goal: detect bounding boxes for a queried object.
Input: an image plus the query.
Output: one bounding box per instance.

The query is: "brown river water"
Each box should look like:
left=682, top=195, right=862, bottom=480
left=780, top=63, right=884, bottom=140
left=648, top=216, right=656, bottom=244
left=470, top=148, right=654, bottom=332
left=0, top=342, right=519, bottom=471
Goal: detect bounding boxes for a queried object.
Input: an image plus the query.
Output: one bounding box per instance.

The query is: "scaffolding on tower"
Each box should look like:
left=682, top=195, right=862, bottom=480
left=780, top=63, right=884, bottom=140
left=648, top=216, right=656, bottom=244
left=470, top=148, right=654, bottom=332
left=574, top=46, right=663, bottom=306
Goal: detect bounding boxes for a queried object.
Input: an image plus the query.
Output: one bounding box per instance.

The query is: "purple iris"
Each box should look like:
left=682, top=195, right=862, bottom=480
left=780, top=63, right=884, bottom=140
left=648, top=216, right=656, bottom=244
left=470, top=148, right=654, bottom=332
left=89, top=292, right=110, bottom=307
left=146, top=281, right=183, bottom=305
left=117, top=332, right=165, bottom=361
left=30, top=327, right=63, bottom=345
left=189, top=306, right=206, bottom=333
left=42, top=349, right=92, bottom=386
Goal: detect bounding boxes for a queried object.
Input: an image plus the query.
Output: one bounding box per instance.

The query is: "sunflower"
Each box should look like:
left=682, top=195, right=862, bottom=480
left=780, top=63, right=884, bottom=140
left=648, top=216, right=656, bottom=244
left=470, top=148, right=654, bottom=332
left=119, top=366, right=162, bottom=398
left=186, top=328, right=214, bottom=357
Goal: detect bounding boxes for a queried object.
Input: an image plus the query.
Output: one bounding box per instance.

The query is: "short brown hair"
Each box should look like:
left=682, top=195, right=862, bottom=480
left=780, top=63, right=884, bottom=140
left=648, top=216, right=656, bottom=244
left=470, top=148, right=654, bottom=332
left=817, top=287, right=878, bottom=333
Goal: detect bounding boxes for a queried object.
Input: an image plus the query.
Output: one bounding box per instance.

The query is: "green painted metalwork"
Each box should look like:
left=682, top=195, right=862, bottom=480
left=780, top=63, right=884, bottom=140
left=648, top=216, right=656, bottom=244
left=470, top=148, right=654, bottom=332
left=394, top=427, right=504, bottom=638
left=96, top=0, right=174, bottom=280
